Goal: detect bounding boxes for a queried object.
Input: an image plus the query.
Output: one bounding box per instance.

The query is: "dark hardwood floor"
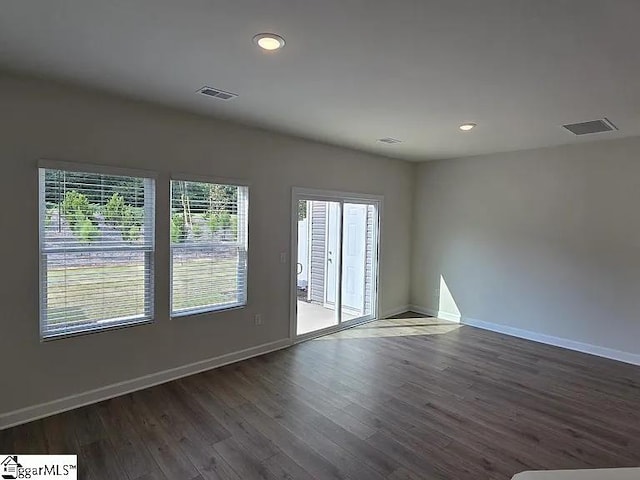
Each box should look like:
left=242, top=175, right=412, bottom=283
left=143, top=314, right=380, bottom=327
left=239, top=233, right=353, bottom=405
left=2, top=313, right=640, bottom=479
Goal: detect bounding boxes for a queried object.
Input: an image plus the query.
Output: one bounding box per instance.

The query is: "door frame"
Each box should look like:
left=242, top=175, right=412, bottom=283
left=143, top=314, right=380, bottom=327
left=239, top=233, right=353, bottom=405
left=290, top=187, right=383, bottom=342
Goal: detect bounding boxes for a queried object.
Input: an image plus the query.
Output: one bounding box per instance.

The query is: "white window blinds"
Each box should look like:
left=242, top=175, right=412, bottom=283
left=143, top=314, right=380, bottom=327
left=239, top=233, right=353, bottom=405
left=170, top=180, right=248, bottom=316
left=39, top=168, right=155, bottom=339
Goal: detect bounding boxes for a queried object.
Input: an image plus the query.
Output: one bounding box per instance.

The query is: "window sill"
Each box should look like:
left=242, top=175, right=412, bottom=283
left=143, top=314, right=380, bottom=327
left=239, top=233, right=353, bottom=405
left=41, top=316, right=153, bottom=342
left=170, top=303, right=246, bottom=319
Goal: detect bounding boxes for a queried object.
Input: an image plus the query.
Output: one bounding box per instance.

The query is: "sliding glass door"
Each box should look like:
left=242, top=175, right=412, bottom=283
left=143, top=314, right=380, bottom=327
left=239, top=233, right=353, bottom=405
left=292, top=189, right=381, bottom=339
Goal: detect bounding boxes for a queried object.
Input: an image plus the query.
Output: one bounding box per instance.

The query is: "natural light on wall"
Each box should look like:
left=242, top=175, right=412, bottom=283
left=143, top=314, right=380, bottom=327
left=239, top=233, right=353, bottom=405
left=438, top=275, right=461, bottom=323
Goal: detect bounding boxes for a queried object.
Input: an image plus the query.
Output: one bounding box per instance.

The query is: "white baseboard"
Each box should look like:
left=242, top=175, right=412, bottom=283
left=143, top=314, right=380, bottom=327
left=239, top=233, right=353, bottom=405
left=408, top=304, right=436, bottom=316
left=0, top=338, right=291, bottom=430
left=462, top=316, right=640, bottom=366
left=409, top=303, right=640, bottom=366
left=437, top=311, right=461, bottom=323
left=381, top=305, right=411, bottom=318
left=408, top=305, right=460, bottom=323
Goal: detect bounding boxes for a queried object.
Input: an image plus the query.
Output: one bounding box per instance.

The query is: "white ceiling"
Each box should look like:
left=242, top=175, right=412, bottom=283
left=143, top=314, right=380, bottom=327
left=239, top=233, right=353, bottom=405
left=1, top=0, right=639, bottom=161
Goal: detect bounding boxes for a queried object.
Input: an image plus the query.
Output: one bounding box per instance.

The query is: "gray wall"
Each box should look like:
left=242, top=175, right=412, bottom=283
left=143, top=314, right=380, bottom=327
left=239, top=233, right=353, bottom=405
left=411, top=137, right=640, bottom=356
left=0, top=73, right=414, bottom=415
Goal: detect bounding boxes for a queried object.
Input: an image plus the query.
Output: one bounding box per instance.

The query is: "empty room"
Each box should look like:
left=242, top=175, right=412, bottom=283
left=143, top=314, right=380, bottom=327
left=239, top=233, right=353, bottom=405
left=1, top=1, right=639, bottom=479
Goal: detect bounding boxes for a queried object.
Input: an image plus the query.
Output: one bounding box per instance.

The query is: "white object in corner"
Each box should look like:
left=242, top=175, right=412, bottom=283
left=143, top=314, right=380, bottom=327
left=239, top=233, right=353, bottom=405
left=0, top=338, right=291, bottom=430
left=513, top=468, right=640, bottom=479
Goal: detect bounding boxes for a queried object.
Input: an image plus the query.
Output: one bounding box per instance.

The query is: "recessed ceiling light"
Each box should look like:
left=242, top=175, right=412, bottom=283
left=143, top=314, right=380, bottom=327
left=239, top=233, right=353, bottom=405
left=253, top=33, right=285, bottom=51
left=459, top=123, right=477, bottom=131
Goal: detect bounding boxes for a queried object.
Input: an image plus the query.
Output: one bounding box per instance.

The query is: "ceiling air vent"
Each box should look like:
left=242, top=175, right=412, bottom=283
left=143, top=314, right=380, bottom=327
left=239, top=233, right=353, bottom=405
left=378, top=137, right=402, bottom=144
left=197, top=86, right=238, bottom=101
left=562, top=118, right=618, bottom=136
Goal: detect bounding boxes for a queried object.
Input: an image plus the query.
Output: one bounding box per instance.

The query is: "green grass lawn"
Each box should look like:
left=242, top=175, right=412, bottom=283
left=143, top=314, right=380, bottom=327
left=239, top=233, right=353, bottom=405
left=46, top=257, right=238, bottom=326
left=171, top=256, right=239, bottom=312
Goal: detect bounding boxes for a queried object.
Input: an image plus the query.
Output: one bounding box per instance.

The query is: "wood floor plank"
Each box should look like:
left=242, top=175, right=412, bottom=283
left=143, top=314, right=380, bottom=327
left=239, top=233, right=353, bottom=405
left=42, top=411, right=81, bottom=454
left=211, top=437, right=276, bottom=480
left=234, top=402, right=350, bottom=480
left=225, top=364, right=389, bottom=480
left=0, top=426, right=14, bottom=452
left=9, top=420, right=48, bottom=453
left=366, top=430, right=449, bottom=480
left=135, top=386, right=239, bottom=480
left=163, top=381, right=232, bottom=444
left=73, top=405, right=108, bottom=448
left=262, top=452, right=317, bottom=480
left=131, top=473, right=169, bottom=480
left=81, top=439, right=130, bottom=480
left=387, top=466, right=427, bottom=480
left=126, top=391, right=201, bottom=480
left=96, top=397, right=166, bottom=480
left=306, top=412, right=399, bottom=477
left=177, top=375, right=281, bottom=462
left=2, top=313, right=639, bottom=480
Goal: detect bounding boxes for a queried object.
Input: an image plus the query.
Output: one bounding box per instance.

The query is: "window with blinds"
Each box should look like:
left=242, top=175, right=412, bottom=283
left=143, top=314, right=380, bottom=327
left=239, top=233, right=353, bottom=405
left=170, top=179, right=248, bottom=316
left=39, top=167, right=155, bottom=339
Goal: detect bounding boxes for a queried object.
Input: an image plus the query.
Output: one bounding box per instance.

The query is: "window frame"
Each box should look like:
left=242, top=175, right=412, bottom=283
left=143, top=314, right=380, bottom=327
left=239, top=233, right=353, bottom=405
left=38, top=160, right=157, bottom=341
left=169, top=173, right=250, bottom=318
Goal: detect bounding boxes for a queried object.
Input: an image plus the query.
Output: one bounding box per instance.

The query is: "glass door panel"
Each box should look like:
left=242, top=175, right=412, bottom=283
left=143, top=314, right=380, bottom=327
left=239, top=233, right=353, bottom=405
left=341, top=203, right=376, bottom=322
left=296, top=199, right=341, bottom=335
